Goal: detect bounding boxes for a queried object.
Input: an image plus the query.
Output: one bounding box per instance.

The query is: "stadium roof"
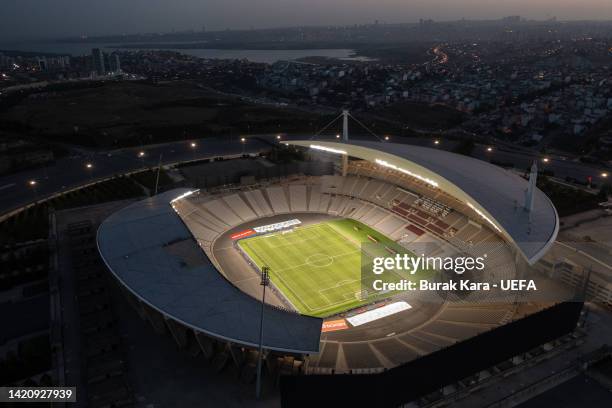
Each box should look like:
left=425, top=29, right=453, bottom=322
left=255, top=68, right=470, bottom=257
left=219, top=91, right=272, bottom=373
left=286, top=140, right=559, bottom=264
left=97, top=189, right=322, bottom=354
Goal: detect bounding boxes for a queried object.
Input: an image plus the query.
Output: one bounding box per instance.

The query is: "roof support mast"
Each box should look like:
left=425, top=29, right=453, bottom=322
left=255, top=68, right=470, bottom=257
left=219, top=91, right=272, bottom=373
left=341, top=110, right=349, bottom=176
left=524, top=161, right=538, bottom=219
left=342, top=109, right=349, bottom=142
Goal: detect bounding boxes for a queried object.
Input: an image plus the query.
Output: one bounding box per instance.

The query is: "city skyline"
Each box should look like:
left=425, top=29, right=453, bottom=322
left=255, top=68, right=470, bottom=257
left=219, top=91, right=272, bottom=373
left=1, top=2, right=612, bottom=406
left=2, top=0, right=612, bottom=41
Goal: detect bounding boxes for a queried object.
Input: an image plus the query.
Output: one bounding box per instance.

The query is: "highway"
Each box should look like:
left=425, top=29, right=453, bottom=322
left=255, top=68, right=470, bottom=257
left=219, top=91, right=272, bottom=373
left=1, top=132, right=609, bottom=219
left=0, top=136, right=271, bottom=218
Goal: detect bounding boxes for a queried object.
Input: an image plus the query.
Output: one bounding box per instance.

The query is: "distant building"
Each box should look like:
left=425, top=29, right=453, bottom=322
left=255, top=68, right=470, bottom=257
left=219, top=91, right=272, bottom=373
left=109, top=53, right=121, bottom=73
left=502, top=16, right=522, bottom=24
left=92, top=48, right=106, bottom=75
left=37, top=57, right=47, bottom=71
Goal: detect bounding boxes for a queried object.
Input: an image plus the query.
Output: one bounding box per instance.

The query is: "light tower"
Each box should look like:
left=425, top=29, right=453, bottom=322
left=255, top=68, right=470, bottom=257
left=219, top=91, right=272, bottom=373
left=255, top=266, right=270, bottom=399
left=341, top=110, right=349, bottom=176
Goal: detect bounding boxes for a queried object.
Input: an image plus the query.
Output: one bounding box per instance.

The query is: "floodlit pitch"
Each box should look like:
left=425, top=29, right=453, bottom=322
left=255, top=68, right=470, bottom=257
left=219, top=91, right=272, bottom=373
left=238, top=219, right=421, bottom=318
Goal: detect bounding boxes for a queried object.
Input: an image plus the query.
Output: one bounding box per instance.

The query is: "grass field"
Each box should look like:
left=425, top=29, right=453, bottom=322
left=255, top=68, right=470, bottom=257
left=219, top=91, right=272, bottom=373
left=238, top=218, right=423, bottom=318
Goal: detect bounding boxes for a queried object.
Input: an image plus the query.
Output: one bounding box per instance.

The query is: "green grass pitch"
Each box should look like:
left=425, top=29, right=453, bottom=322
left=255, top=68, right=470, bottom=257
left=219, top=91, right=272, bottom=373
left=238, top=218, right=422, bottom=318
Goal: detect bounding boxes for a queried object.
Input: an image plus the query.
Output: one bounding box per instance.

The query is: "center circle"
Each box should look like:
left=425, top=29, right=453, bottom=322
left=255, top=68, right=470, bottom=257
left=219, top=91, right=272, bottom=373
left=306, top=253, right=333, bottom=268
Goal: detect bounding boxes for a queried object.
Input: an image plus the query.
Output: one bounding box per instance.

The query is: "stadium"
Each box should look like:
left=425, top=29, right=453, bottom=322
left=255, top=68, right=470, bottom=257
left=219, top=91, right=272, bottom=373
left=96, top=130, right=581, bottom=406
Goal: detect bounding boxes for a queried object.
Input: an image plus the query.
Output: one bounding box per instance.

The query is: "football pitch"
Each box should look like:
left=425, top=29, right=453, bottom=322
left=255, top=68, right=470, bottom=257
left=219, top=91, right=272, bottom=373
left=238, top=218, right=420, bottom=318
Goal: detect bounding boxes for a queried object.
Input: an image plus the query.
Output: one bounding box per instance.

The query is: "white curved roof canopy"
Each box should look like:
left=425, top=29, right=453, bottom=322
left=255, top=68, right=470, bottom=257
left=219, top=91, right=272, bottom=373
left=286, top=140, right=559, bottom=264
left=97, top=189, right=322, bottom=353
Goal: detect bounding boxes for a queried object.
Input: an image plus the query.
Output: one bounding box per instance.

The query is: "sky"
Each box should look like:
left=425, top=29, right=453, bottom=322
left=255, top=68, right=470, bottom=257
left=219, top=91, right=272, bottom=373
left=2, top=0, right=612, bottom=41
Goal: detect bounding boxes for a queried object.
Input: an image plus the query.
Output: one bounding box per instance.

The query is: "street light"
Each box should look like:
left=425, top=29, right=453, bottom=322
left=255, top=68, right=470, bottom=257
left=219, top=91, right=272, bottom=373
left=434, top=139, right=440, bottom=145
left=276, top=134, right=282, bottom=140
left=154, top=153, right=163, bottom=196
left=542, top=157, right=550, bottom=163
left=384, top=135, right=390, bottom=141
left=85, top=162, right=93, bottom=169
left=28, top=179, right=38, bottom=201
left=336, top=134, right=341, bottom=139
left=255, top=266, right=270, bottom=400
left=138, top=151, right=145, bottom=158
left=602, top=172, right=609, bottom=178
left=486, top=146, right=493, bottom=152
left=189, top=142, right=199, bottom=162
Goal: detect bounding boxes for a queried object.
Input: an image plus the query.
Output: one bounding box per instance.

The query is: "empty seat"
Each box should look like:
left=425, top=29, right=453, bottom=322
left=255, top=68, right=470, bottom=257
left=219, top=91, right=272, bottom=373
left=318, top=194, right=331, bottom=213
left=244, top=190, right=273, bottom=216
left=203, top=199, right=242, bottom=226
left=266, top=186, right=290, bottom=213
left=308, top=185, right=321, bottom=211
left=376, top=215, right=406, bottom=236
left=289, top=185, right=307, bottom=212
left=222, top=194, right=256, bottom=221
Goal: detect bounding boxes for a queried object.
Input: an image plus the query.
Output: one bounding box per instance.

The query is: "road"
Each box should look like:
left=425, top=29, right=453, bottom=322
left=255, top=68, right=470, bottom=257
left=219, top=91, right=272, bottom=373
left=1, top=132, right=609, bottom=219
left=0, top=136, right=271, bottom=218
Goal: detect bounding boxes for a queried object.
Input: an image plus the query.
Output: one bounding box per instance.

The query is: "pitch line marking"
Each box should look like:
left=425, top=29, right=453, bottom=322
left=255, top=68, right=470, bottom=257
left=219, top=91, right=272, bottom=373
left=271, top=249, right=361, bottom=312
left=239, top=220, right=412, bottom=315
left=305, top=253, right=334, bottom=268
left=262, top=249, right=360, bottom=275
left=256, top=247, right=363, bottom=313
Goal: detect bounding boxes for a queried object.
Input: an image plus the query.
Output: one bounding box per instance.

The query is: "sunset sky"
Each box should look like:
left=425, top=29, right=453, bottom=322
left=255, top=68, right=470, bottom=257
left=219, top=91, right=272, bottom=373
left=2, top=0, right=612, bottom=40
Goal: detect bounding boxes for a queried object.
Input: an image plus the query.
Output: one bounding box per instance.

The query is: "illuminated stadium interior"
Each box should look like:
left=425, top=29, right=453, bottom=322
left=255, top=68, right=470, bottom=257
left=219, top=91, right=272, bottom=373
left=236, top=218, right=427, bottom=318
left=97, top=139, right=568, bottom=373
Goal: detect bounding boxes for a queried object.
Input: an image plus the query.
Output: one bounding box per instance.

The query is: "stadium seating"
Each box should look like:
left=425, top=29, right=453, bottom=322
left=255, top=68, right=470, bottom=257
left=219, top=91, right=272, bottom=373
left=320, top=175, right=345, bottom=194
left=203, top=199, right=242, bottom=227
left=318, top=194, right=331, bottom=213
left=189, top=206, right=228, bottom=232
left=374, top=214, right=406, bottom=237
left=328, top=195, right=344, bottom=215
left=351, top=178, right=370, bottom=198
left=266, top=186, right=291, bottom=214
left=244, top=190, right=274, bottom=217
left=308, top=185, right=321, bottom=212
left=222, top=194, right=257, bottom=221
left=455, top=222, right=482, bottom=242
left=288, top=185, right=308, bottom=212
left=340, top=176, right=358, bottom=196
left=171, top=174, right=520, bottom=373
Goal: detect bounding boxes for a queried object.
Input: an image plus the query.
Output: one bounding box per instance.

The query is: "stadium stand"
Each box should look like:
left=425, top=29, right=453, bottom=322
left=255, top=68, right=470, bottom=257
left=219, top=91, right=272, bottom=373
left=177, top=171, right=518, bottom=299
left=308, top=185, right=321, bottom=212
left=96, top=167, right=532, bottom=386
left=244, top=189, right=274, bottom=217
left=266, top=186, right=291, bottom=214
left=203, top=199, right=242, bottom=227
left=318, top=193, right=331, bottom=213
left=222, top=194, right=257, bottom=222
left=374, top=215, right=406, bottom=237
left=289, top=185, right=308, bottom=212
left=164, top=168, right=523, bottom=372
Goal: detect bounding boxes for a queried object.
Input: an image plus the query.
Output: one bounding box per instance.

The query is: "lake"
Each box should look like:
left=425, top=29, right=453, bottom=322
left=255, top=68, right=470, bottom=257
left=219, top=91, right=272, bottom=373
left=0, top=41, right=363, bottom=64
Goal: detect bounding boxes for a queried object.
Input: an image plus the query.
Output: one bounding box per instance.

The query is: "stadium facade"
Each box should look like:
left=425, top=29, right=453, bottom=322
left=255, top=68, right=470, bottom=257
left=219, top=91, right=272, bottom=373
left=97, top=140, right=572, bottom=400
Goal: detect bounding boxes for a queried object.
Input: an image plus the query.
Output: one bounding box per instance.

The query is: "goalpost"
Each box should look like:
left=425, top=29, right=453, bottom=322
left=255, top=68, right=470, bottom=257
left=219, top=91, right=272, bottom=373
left=355, top=289, right=368, bottom=300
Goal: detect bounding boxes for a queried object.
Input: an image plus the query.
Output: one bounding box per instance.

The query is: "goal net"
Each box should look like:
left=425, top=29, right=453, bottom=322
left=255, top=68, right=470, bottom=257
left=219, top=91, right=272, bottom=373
left=355, top=289, right=368, bottom=300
